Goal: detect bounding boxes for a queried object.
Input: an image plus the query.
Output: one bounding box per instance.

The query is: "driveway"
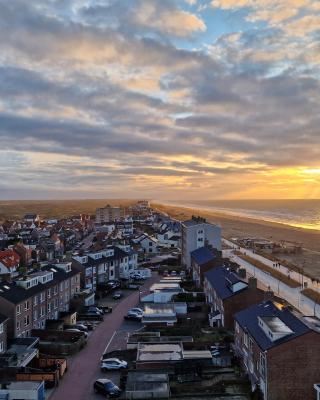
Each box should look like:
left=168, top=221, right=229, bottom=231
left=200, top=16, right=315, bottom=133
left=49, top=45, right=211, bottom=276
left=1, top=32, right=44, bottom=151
left=50, top=273, right=159, bottom=400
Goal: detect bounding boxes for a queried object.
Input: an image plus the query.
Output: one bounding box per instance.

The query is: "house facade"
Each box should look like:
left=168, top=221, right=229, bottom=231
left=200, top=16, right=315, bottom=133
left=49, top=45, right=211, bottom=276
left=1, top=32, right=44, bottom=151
left=204, top=267, right=265, bottom=329
left=190, top=246, right=222, bottom=287
left=0, top=264, right=80, bottom=338
left=234, top=301, right=320, bottom=400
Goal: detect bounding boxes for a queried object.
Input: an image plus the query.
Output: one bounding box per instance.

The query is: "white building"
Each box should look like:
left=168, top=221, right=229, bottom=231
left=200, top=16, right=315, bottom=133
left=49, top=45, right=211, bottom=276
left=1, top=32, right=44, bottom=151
left=134, top=234, right=158, bottom=255
left=181, top=216, right=221, bottom=270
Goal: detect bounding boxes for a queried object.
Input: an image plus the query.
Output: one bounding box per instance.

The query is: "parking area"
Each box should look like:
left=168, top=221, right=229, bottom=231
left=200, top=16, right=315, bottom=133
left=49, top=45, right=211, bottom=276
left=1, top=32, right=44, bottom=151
left=49, top=273, right=159, bottom=400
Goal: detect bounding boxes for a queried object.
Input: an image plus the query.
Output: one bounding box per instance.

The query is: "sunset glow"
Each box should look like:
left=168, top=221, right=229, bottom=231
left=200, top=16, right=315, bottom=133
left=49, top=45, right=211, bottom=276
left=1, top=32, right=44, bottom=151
left=0, top=0, right=319, bottom=200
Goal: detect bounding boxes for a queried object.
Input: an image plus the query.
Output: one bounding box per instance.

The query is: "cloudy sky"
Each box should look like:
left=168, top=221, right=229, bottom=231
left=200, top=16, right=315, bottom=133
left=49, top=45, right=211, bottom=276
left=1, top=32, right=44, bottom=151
left=0, top=0, right=319, bottom=200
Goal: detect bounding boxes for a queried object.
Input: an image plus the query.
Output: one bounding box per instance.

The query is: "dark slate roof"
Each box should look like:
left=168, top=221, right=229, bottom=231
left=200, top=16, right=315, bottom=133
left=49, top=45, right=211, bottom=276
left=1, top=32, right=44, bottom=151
left=234, top=301, right=311, bottom=350
left=191, top=247, right=217, bottom=265
left=0, top=265, right=79, bottom=305
left=204, top=266, right=247, bottom=300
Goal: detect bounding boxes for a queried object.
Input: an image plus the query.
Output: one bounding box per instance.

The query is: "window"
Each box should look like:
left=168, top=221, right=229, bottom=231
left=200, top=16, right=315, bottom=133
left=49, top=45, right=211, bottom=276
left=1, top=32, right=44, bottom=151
left=243, top=332, right=248, bottom=347
left=47, top=303, right=51, bottom=313
left=47, top=288, right=51, bottom=298
left=40, top=306, right=45, bottom=317
left=259, top=353, right=266, bottom=378
left=40, top=292, right=45, bottom=303
left=33, top=296, right=38, bottom=306
left=0, top=323, right=3, bottom=334
left=60, top=283, right=63, bottom=292
left=235, top=322, right=239, bottom=333
left=0, top=341, right=3, bottom=352
left=65, top=280, right=69, bottom=289
left=24, top=315, right=30, bottom=327
left=54, top=285, right=58, bottom=295
left=24, top=301, right=30, bottom=310
left=33, top=310, right=38, bottom=321
left=16, top=305, right=21, bottom=315
left=16, top=321, right=21, bottom=331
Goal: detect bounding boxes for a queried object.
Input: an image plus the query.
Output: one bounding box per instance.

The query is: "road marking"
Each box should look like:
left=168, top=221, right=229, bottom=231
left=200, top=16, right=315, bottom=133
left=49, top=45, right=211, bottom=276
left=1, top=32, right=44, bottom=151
left=103, top=330, right=117, bottom=355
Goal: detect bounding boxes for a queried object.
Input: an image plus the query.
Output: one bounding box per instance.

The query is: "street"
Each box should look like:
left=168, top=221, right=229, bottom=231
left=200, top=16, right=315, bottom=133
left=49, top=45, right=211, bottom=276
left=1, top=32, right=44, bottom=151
left=50, top=274, right=159, bottom=400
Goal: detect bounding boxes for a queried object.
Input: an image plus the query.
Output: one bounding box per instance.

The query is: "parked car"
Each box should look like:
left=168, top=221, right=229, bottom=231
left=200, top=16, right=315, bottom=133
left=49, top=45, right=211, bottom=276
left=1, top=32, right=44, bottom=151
left=101, top=358, right=128, bottom=371
left=124, top=307, right=143, bottom=321
left=106, top=280, right=121, bottom=290
left=88, top=306, right=104, bottom=315
left=170, top=270, right=177, bottom=276
left=78, top=321, right=94, bottom=331
left=126, top=283, right=141, bottom=290
left=131, top=273, right=143, bottom=280
left=93, top=379, right=121, bottom=398
left=65, top=328, right=88, bottom=338
left=113, top=291, right=123, bottom=300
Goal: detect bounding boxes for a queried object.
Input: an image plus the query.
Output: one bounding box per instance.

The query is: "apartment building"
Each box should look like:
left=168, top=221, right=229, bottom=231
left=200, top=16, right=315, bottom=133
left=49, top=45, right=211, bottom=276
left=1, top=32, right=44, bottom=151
left=72, top=245, right=136, bottom=289
left=181, top=216, right=221, bottom=270
left=204, top=267, right=265, bottom=329
left=0, top=263, right=80, bottom=338
left=234, top=301, right=320, bottom=400
left=96, top=205, right=124, bottom=223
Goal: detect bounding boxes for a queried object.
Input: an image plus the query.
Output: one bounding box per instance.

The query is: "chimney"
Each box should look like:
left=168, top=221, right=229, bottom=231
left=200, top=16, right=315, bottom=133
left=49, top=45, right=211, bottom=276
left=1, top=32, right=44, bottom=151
left=238, top=268, right=246, bottom=279
left=248, top=277, right=257, bottom=289
left=264, top=289, right=274, bottom=301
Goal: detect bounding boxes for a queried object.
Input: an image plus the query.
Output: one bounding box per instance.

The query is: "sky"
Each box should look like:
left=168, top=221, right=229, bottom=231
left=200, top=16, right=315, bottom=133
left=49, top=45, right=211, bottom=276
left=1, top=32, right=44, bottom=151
left=0, top=0, right=320, bottom=200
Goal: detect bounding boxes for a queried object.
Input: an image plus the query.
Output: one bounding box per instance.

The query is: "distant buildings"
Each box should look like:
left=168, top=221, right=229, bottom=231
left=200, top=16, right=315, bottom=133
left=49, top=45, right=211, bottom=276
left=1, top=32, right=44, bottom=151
left=95, top=205, right=125, bottom=223
left=181, top=216, right=221, bottom=269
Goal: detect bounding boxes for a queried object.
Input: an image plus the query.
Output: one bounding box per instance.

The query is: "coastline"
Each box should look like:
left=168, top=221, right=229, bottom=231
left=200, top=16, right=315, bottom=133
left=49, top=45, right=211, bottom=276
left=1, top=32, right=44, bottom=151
left=153, top=202, right=320, bottom=279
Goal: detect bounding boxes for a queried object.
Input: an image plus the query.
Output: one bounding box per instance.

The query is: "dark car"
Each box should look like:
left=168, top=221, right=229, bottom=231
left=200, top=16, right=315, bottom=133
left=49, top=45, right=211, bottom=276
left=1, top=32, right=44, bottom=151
left=93, top=379, right=121, bottom=398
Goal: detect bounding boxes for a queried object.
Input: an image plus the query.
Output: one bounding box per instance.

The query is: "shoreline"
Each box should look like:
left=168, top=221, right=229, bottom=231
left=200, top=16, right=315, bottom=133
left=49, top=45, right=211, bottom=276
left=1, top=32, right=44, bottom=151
left=160, top=201, right=320, bottom=233
left=153, top=202, right=320, bottom=279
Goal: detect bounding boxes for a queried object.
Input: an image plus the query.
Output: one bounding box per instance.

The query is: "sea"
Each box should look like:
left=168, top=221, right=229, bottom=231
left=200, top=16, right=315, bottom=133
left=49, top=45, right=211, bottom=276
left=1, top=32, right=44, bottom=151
left=163, top=199, right=320, bottom=231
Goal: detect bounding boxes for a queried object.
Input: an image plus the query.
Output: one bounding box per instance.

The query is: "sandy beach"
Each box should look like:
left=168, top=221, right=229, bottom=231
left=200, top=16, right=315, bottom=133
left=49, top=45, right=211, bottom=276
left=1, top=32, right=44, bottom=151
left=153, top=202, right=320, bottom=279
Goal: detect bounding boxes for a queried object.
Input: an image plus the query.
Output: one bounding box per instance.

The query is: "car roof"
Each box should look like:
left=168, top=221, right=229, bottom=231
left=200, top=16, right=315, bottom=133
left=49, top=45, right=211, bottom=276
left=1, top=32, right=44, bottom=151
left=96, top=379, right=112, bottom=384
left=102, top=358, right=120, bottom=362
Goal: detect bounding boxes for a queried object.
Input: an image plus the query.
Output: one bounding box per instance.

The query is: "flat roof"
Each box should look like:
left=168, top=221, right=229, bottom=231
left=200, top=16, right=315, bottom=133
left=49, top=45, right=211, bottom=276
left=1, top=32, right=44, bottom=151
left=144, top=304, right=175, bottom=314
left=137, top=343, right=183, bottom=362
left=8, top=381, right=43, bottom=390
left=127, top=372, right=168, bottom=383
left=183, top=350, right=212, bottom=360
left=126, top=382, right=169, bottom=392
left=150, top=283, right=181, bottom=291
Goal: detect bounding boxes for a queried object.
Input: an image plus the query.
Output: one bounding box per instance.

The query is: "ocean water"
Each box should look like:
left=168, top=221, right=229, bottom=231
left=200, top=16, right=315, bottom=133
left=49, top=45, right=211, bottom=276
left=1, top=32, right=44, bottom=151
left=165, top=199, right=320, bottom=231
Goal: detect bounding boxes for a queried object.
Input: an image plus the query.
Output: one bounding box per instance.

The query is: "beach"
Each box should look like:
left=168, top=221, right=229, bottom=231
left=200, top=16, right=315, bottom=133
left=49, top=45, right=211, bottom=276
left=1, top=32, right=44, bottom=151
left=153, top=202, right=320, bottom=279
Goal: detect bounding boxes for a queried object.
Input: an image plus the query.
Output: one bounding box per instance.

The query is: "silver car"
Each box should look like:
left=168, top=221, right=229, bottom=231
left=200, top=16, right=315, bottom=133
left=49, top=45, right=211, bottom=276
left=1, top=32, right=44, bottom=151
left=101, top=358, right=128, bottom=371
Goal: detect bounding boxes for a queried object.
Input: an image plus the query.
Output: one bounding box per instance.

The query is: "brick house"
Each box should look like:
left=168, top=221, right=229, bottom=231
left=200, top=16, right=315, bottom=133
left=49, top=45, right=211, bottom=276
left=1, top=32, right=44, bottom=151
left=190, top=246, right=222, bottom=287
left=234, top=301, right=320, bottom=400
left=204, top=266, right=265, bottom=330
left=0, top=263, right=80, bottom=338
left=0, top=314, right=9, bottom=354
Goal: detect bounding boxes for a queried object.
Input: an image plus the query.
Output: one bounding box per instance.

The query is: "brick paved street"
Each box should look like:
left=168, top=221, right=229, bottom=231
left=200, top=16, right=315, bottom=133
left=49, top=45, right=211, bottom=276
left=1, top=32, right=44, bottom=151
left=50, top=274, right=158, bottom=400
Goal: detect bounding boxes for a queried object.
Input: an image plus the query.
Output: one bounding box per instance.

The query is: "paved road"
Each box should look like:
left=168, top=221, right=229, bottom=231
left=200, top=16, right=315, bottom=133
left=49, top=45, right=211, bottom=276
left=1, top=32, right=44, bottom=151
left=50, top=274, right=159, bottom=400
